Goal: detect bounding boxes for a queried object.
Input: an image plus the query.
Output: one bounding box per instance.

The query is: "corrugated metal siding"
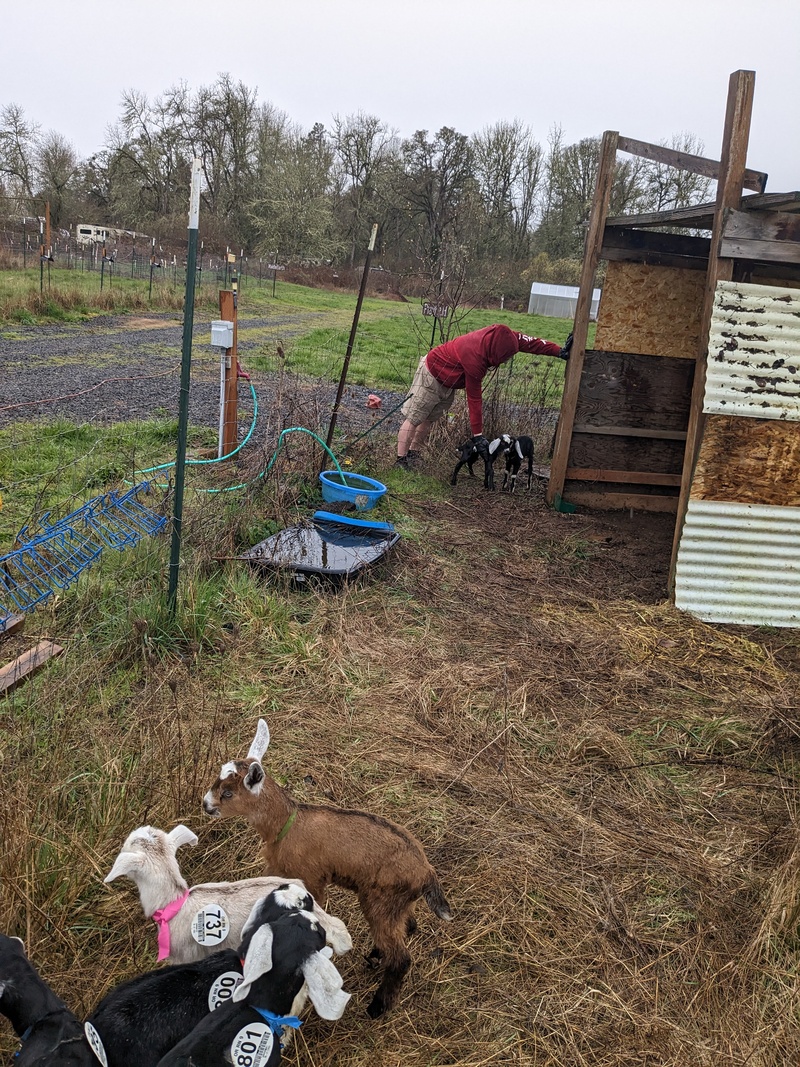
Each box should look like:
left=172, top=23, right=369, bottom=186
left=705, top=280, right=800, bottom=420
left=675, top=499, right=800, bottom=626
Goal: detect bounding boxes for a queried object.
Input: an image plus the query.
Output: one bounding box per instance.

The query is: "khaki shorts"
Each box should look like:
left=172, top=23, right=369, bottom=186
left=401, top=357, right=456, bottom=426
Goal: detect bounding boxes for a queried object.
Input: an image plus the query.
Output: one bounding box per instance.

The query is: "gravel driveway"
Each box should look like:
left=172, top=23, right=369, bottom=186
left=0, top=311, right=408, bottom=439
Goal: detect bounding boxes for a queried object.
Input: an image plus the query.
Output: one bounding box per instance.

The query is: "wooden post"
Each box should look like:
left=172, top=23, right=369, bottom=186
left=547, top=130, right=619, bottom=508
left=219, top=289, right=239, bottom=457
left=668, top=70, right=757, bottom=588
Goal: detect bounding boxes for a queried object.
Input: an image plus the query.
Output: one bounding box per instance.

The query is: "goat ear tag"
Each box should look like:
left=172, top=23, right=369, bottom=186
left=208, top=971, right=243, bottom=1011
left=230, top=1022, right=273, bottom=1067
left=190, top=903, right=230, bottom=946
left=84, top=1022, right=109, bottom=1067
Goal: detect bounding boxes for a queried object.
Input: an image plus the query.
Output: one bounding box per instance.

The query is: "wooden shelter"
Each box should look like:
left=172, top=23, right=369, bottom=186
left=545, top=70, right=800, bottom=600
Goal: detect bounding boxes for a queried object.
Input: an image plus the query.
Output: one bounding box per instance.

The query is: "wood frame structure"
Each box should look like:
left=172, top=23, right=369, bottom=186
left=545, top=70, right=800, bottom=591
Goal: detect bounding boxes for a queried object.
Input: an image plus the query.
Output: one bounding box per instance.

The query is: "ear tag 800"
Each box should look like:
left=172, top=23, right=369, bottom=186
left=191, top=903, right=230, bottom=946
left=230, top=1022, right=273, bottom=1067
left=208, top=970, right=244, bottom=1010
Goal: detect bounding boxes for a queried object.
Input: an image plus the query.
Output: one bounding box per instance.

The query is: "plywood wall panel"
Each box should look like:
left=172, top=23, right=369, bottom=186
left=575, top=350, right=695, bottom=430
left=595, top=262, right=705, bottom=359
left=692, top=415, right=800, bottom=507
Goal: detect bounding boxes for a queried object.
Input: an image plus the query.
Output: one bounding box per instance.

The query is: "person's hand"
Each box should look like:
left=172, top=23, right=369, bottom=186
left=560, top=332, right=574, bottom=359
left=472, top=434, right=490, bottom=458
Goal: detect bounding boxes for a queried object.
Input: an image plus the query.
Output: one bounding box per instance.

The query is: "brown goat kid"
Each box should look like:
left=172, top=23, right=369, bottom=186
left=202, top=719, right=452, bottom=1018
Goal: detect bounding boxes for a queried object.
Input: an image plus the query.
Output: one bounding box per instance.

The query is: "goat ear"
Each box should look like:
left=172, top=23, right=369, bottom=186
left=104, top=852, right=144, bottom=883
left=167, top=825, right=198, bottom=851
left=244, top=762, right=265, bottom=795
left=311, top=905, right=353, bottom=955
left=302, top=951, right=351, bottom=1020
left=246, top=719, right=271, bottom=761
left=232, top=923, right=273, bottom=1002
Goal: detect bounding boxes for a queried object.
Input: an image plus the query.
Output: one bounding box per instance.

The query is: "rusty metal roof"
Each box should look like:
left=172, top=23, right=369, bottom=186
left=704, top=280, right=800, bottom=421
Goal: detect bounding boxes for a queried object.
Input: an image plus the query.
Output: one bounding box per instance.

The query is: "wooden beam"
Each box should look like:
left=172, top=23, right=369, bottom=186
left=606, top=203, right=716, bottom=230
left=561, top=489, right=679, bottom=513
left=669, top=70, right=757, bottom=590
left=566, top=467, right=682, bottom=486
left=547, top=130, right=619, bottom=508
left=605, top=192, right=800, bottom=233
left=219, top=290, right=238, bottom=458
left=601, top=227, right=711, bottom=270
left=617, top=135, right=767, bottom=193
left=573, top=424, right=688, bottom=441
left=719, top=207, right=800, bottom=264
left=0, top=639, right=64, bottom=697
left=0, top=613, right=26, bottom=638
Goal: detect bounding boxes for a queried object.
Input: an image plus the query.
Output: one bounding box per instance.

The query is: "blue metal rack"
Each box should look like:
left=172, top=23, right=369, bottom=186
left=0, top=482, right=167, bottom=631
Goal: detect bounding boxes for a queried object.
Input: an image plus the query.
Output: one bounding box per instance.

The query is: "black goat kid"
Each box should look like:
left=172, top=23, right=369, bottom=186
left=450, top=437, right=504, bottom=489
left=500, top=435, right=535, bottom=492
left=0, top=934, right=98, bottom=1066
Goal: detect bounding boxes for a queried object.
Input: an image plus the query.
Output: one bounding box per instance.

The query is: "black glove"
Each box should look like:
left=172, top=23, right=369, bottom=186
left=472, top=434, right=490, bottom=459
left=560, top=332, right=574, bottom=359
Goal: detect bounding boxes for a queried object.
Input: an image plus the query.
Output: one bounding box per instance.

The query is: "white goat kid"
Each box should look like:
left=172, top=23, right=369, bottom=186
left=104, top=825, right=352, bottom=965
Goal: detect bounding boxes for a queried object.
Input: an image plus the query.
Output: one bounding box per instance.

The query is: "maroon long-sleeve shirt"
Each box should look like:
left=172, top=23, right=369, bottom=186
left=425, top=324, right=563, bottom=434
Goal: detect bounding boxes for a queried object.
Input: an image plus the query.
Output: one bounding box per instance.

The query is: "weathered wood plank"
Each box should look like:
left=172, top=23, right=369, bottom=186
left=0, top=614, right=26, bottom=638
left=566, top=467, right=682, bottom=486
left=691, top=416, right=800, bottom=507
left=562, top=489, right=679, bottom=513
left=573, top=424, right=688, bottom=441
left=601, top=227, right=711, bottom=271
left=617, top=135, right=767, bottom=192
left=573, top=350, right=695, bottom=429
left=605, top=193, right=800, bottom=232
left=0, top=639, right=64, bottom=697
left=568, top=433, right=686, bottom=475
left=720, top=208, right=800, bottom=264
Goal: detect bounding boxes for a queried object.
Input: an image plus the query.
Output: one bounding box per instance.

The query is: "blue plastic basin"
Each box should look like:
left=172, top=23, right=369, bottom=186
left=319, top=471, right=387, bottom=511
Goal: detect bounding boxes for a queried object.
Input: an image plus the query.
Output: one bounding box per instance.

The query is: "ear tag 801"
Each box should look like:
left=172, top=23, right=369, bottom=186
left=208, top=970, right=244, bottom=1010
left=230, top=1022, right=273, bottom=1067
left=191, top=903, right=230, bottom=946
left=84, top=1022, right=109, bottom=1067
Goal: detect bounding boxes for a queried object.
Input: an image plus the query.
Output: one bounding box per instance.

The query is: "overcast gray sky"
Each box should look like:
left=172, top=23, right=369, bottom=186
left=3, top=0, right=799, bottom=190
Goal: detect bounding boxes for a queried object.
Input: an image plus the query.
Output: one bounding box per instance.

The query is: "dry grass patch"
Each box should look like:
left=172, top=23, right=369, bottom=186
left=1, top=484, right=800, bottom=1065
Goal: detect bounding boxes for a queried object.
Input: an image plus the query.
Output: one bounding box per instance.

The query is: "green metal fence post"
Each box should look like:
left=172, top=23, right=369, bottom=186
left=167, top=158, right=202, bottom=612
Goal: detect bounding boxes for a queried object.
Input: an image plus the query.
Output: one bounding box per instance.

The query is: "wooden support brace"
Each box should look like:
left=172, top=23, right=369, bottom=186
left=669, top=69, right=757, bottom=589
left=548, top=130, right=619, bottom=507
left=617, top=135, right=767, bottom=193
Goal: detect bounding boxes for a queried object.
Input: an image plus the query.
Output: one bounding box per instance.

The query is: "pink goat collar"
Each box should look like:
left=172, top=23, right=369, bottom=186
left=152, top=889, right=190, bottom=961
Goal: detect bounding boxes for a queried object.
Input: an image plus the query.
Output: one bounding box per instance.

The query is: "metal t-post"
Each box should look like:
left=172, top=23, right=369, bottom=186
left=168, top=158, right=202, bottom=612
left=325, top=224, right=378, bottom=452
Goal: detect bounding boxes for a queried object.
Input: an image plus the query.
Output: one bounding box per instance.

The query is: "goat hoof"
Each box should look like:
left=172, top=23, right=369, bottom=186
left=365, top=947, right=383, bottom=969
left=367, top=995, right=388, bottom=1019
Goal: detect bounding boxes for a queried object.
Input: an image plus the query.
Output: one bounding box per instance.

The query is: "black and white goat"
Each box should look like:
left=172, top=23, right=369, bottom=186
left=87, top=949, right=244, bottom=1067
left=0, top=934, right=98, bottom=1066
left=156, top=889, right=350, bottom=1067
left=450, top=437, right=505, bottom=489
left=499, top=434, right=535, bottom=492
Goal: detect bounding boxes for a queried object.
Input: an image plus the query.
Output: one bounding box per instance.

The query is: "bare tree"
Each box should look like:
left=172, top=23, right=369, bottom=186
left=35, top=131, right=80, bottom=227
left=471, top=119, right=544, bottom=259
left=0, top=103, right=39, bottom=200
left=331, top=111, right=397, bottom=265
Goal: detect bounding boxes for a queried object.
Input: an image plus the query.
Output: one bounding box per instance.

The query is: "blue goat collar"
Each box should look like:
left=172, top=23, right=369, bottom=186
left=251, top=1007, right=303, bottom=1035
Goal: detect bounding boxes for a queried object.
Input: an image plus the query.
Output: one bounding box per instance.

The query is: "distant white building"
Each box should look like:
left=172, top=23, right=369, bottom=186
left=528, top=282, right=601, bottom=321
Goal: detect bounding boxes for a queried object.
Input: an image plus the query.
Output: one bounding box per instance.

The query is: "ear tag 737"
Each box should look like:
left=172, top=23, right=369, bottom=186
left=191, top=903, right=230, bottom=946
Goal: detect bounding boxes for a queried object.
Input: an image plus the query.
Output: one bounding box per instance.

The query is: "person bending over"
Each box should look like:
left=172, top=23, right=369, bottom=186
left=396, top=323, right=572, bottom=467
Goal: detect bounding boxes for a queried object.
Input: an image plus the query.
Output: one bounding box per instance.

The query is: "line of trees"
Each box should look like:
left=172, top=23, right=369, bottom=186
left=0, top=75, right=712, bottom=305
